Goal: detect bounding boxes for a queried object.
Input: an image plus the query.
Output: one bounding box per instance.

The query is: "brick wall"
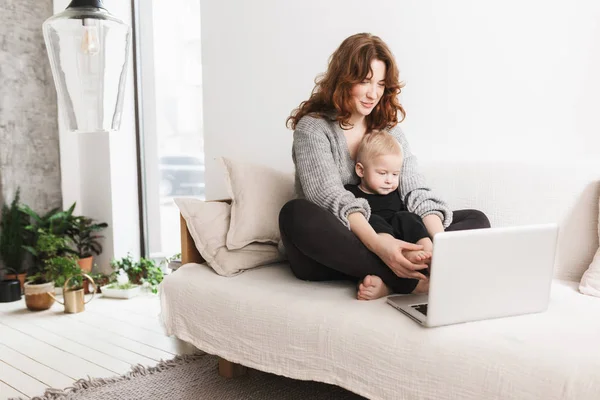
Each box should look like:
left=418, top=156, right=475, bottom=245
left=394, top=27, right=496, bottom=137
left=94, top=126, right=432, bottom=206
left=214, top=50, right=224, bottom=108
left=0, top=0, right=62, bottom=215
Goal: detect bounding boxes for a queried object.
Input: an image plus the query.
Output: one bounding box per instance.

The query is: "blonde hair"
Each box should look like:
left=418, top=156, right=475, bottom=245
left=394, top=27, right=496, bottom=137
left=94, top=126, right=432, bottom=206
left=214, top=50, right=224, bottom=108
left=356, top=130, right=402, bottom=164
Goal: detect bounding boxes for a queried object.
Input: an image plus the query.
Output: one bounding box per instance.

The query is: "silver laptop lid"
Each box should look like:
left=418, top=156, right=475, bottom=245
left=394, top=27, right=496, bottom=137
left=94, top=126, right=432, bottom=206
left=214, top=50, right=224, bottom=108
left=426, top=224, right=558, bottom=327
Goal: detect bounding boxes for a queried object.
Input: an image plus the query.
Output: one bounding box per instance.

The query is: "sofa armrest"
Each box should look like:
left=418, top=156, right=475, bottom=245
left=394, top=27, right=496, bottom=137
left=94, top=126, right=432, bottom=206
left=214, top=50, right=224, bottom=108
left=180, top=198, right=233, bottom=265
left=180, top=213, right=204, bottom=264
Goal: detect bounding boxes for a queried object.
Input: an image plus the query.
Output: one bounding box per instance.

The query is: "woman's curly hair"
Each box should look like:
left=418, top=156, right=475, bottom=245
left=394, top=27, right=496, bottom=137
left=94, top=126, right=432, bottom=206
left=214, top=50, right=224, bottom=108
left=286, top=33, right=406, bottom=132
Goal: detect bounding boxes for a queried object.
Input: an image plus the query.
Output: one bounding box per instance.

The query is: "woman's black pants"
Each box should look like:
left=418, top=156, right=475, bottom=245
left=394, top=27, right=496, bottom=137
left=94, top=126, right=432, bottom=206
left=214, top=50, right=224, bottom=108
left=278, top=199, right=491, bottom=294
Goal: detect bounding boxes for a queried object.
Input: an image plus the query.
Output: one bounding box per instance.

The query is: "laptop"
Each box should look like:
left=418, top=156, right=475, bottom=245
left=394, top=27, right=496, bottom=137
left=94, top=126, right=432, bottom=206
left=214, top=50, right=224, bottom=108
left=386, top=223, right=559, bottom=327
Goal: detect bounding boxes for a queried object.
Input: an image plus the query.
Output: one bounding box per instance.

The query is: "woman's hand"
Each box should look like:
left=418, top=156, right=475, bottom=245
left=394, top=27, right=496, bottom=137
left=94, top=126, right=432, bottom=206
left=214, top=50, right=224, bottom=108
left=373, top=234, right=429, bottom=280
left=348, top=212, right=429, bottom=280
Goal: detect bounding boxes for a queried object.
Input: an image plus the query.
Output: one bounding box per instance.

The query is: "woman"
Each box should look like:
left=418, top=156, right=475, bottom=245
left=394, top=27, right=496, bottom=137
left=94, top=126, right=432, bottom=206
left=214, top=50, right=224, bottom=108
left=279, top=33, right=490, bottom=300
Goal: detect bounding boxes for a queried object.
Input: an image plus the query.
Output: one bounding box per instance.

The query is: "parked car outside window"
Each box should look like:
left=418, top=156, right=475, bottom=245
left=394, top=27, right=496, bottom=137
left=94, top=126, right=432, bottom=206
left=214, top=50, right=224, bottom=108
left=159, top=155, right=205, bottom=197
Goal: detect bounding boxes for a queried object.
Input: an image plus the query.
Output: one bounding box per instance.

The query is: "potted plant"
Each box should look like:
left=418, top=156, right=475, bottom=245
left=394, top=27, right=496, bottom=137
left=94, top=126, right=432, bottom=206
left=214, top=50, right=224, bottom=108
left=111, top=253, right=140, bottom=283
left=101, top=269, right=142, bottom=299
left=163, top=252, right=182, bottom=272
left=137, top=257, right=164, bottom=294
left=20, top=202, right=75, bottom=277
left=52, top=256, right=84, bottom=296
left=104, top=254, right=165, bottom=297
left=66, top=216, right=108, bottom=272
left=23, top=230, right=75, bottom=311
left=89, top=272, right=112, bottom=294
left=104, top=254, right=142, bottom=298
left=101, top=254, right=164, bottom=298
left=0, top=188, right=30, bottom=292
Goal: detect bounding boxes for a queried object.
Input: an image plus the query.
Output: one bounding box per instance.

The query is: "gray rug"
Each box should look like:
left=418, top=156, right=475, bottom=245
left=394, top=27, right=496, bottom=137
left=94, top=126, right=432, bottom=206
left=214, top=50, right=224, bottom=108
left=21, top=353, right=366, bottom=400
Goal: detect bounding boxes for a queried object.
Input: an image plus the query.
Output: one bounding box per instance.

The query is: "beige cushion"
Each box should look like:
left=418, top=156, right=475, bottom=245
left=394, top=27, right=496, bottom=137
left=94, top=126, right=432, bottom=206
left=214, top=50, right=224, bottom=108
left=175, top=198, right=282, bottom=276
left=221, top=157, right=296, bottom=250
left=579, top=196, right=600, bottom=297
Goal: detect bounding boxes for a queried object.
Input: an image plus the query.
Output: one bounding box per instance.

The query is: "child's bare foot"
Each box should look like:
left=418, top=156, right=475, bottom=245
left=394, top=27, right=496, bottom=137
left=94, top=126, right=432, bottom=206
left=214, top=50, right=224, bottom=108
left=412, top=279, right=429, bottom=295
left=404, top=249, right=432, bottom=264
left=357, top=275, right=390, bottom=300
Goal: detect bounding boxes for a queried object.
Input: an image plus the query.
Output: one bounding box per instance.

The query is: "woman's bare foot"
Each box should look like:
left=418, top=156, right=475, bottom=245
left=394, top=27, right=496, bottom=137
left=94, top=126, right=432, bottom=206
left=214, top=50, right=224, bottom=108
left=411, top=279, right=429, bottom=295
left=357, top=275, right=390, bottom=300
left=403, top=249, right=432, bottom=264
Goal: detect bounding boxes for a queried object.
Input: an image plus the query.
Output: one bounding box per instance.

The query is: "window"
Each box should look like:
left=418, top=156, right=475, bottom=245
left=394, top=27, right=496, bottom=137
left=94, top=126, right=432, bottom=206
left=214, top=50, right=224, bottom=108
left=133, top=0, right=204, bottom=259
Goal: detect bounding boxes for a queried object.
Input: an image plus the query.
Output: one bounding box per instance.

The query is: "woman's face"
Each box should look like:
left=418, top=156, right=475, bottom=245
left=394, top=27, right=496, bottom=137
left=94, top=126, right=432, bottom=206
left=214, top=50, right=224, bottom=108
left=350, top=59, right=386, bottom=119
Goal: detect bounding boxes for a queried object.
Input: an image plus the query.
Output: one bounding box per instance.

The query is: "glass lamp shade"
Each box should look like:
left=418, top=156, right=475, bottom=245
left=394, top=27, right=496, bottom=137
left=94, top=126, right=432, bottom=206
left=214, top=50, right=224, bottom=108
left=43, top=5, right=131, bottom=133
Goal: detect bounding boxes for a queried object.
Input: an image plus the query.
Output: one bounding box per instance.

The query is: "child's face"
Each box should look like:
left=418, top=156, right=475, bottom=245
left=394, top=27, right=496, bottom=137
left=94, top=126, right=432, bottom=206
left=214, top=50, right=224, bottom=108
left=356, top=154, right=402, bottom=195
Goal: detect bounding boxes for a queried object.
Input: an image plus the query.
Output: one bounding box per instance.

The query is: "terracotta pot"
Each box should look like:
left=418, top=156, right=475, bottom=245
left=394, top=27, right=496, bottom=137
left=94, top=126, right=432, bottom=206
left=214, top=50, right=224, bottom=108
left=77, top=256, right=93, bottom=272
left=5, top=273, right=26, bottom=293
left=83, top=277, right=95, bottom=294
left=24, top=281, right=56, bottom=311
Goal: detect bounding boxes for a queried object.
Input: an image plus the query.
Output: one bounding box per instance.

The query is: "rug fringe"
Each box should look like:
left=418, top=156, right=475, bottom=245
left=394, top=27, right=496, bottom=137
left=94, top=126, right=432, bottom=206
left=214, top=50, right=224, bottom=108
left=21, top=353, right=206, bottom=400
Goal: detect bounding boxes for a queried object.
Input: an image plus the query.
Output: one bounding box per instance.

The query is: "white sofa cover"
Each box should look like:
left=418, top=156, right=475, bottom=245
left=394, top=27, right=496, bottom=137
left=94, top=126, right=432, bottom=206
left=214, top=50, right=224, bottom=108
left=160, top=160, right=600, bottom=400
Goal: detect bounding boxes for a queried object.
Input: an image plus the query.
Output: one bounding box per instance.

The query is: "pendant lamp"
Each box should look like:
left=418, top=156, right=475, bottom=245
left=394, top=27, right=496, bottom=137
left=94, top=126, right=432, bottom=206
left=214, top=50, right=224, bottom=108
left=43, top=0, right=131, bottom=133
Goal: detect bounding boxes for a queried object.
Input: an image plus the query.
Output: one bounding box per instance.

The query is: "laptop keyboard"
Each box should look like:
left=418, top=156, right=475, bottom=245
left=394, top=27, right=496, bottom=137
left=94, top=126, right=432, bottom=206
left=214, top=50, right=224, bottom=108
left=411, top=303, right=428, bottom=316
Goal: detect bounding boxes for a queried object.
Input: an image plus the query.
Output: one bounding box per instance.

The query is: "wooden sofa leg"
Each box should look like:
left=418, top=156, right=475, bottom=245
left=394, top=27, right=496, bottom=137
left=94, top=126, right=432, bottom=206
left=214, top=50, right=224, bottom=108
left=218, top=357, right=248, bottom=378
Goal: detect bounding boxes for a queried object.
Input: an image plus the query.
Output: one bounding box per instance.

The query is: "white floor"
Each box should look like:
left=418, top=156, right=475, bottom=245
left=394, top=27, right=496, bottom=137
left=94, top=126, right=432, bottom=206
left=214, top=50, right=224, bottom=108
left=0, top=292, right=197, bottom=400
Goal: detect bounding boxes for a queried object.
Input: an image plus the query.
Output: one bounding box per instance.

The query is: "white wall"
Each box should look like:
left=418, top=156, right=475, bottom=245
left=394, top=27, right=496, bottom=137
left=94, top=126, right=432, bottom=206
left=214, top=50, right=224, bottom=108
left=200, top=0, right=600, bottom=200
left=50, top=0, right=600, bottom=267
left=54, top=0, right=140, bottom=274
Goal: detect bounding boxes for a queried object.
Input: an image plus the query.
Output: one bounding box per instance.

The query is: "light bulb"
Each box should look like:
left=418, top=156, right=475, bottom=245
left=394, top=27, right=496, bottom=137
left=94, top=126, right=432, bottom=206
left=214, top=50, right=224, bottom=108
left=43, top=3, right=131, bottom=132
left=81, top=20, right=100, bottom=55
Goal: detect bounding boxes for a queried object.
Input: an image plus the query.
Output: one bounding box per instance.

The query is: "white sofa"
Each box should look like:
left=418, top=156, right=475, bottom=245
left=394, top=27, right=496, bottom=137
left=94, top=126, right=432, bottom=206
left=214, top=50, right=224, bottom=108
left=160, top=160, right=600, bottom=400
